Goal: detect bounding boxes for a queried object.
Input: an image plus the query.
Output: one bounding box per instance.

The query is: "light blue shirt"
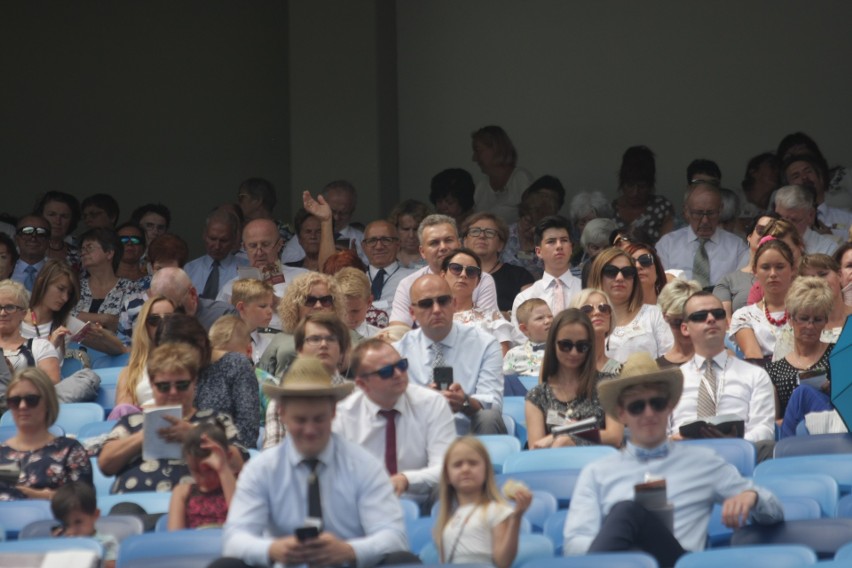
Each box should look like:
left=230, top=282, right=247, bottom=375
left=393, top=324, right=503, bottom=431
left=223, top=433, right=408, bottom=568
left=184, top=253, right=247, bottom=298
left=11, top=259, right=46, bottom=290
left=563, top=441, right=783, bottom=554
left=656, top=226, right=748, bottom=286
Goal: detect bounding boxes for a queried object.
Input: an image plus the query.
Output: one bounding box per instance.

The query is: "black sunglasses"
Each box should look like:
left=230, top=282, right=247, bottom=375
left=579, top=303, right=612, bottom=315
left=153, top=379, right=193, bottom=393
left=633, top=253, right=654, bottom=268
left=556, top=339, right=591, bottom=354
left=362, top=358, right=409, bottom=380
left=7, top=394, right=42, bottom=408
left=304, top=295, right=334, bottom=308
left=447, top=262, right=482, bottom=279
left=120, top=236, right=143, bottom=245
left=414, top=295, right=453, bottom=310
left=17, top=226, right=49, bottom=238
left=625, top=396, right=669, bottom=416
left=686, top=308, right=726, bottom=323
left=145, top=314, right=173, bottom=326
left=602, top=265, right=637, bottom=279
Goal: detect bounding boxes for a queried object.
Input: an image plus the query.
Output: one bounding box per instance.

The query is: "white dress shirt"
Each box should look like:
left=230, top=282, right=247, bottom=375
left=223, top=434, right=408, bottom=568
left=671, top=351, right=776, bottom=442
left=217, top=264, right=309, bottom=330
left=510, top=270, right=582, bottom=329
left=472, top=167, right=534, bottom=226
left=281, top=225, right=368, bottom=264
left=367, top=261, right=415, bottom=310
left=393, top=324, right=503, bottom=432
left=184, top=253, right=247, bottom=298
left=803, top=227, right=839, bottom=255
left=817, top=202, right=852, bottom=240
left=655, top=226, right=748, bottom=286
left=389, top=266, right=499, bottom=326
left=333, top=383, right=456, bottom=501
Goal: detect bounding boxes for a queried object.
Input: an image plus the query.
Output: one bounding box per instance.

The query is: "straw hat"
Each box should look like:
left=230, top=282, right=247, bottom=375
left=598, top=352, right=683, bottom=420
left=262, top=356, right=354, bottom=401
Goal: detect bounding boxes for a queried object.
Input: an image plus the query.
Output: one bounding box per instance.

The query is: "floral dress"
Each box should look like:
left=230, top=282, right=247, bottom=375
left=0, top=436, right=92, bottom=500
left=525, top=382, right=605, bottom=446
left=613, top=194, right=674, bottom=244
left=74, top=277, right=140, bottom=316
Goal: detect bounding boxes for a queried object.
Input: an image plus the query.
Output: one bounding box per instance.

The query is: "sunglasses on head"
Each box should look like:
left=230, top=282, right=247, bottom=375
left=579, top=303, right=612, bottom=315
left=120, top=236, right=143, bottom=245
left=362, top=358, right=409, bottom=380
left=17, top=226, right=49, bottom=238
left=625, top=396, right=669, bottom=416
left=556, top=339, right=591, bottom=353
left=686, top=308, right=726, bottom=323
left=602, top=264, right=637, bottom=279
left=153, top=379, right=193, bottom=393
left=633, top=253, right=654, bottom=268
left=7, top=394, right=42, bottom=408
left=447, top=262, right=482, bottom=279
left=304, top=295, right=334, bottom=308
left=414, top=295, right=453, bottom=310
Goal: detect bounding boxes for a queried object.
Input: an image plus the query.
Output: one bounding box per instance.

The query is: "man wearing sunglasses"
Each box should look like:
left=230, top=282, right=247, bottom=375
left=394, top=275, right=505, bottom=435
left=11, top=215, right=51, bottom=291
left=564, top=352, right=783, bottom=566
left=671, top=292, right=775, bottom=446
left=334, top=338, right=455, bottom=506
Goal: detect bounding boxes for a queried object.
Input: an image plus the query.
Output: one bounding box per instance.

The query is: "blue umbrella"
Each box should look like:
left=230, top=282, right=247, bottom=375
left=830, top=315, right=852, bottom=430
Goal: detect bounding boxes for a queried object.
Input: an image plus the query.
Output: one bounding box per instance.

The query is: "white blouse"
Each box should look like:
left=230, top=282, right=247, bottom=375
left=605, top=304, right=674, bottom=363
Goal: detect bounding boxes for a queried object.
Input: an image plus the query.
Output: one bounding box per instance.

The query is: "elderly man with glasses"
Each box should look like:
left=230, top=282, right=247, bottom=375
left=12, top=215, right=51, bottom=291
left=361, top=220, right=415, bottom=311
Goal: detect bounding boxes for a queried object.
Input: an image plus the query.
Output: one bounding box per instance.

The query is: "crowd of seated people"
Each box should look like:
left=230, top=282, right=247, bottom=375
left=3, top=127, right=852, bottom=566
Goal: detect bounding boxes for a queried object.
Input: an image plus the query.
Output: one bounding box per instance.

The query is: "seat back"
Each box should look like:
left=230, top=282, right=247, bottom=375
left=753, top=473, right=839, bottom=517
left=542, top=509, right=568, bottom=555
left=0, top=500, right=54, bottom=540
left=675, top=544, right=817, bottom=567
left=523, top=552, right=659, bottom=568
left=55, top=402, right=107, bottom=436
left=775, top=434, right=852, bottom=458
left=116, top=528, right=223, bottom=568
left=21, top=514, right=143, bottom=542
left=730, top=519, right=852, bottom=559
left=96, top=382, right=118, bottom=416
left=478, top=434, right=522, bottom=473
left=99, top=491, right=173, bottom=515
left=93, top=355, right=130, bottom=370
left=681, top=438, right=757, bottom=477
left=503, top=446, right=616, bottom=474
left=523, top=490, right=558, bottom=532
left=502, top=396, right=527, bottom=447
left=405, top=515, right=434, bottom=555
left=79, top=419, right=118, bottom=440
left=706, top=496, right=822, bottom=548
left=0, top=536, right=103, bottom=555
left=400, top=498, right=420, bottom=522
left=756, top=454, right=852, bottom=493
left=496, top=470, right=581, bottom=508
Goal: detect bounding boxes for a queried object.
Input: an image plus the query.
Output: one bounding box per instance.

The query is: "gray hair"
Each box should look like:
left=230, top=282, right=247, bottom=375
left=0, top=279, right=30, bottom=308
left=719, top=188, right=741, bottom=223
left=684, top=182, right=722, bottom=207
left=417, top=214, right=458, bottom=244
left=569, top=191, right=613, bottom=225
left=206, top=208, right=240, bottom=238
left=150, top=267, right=192, bottom=303
left=774, top=185, right=815, bottom=212
left=322, top=180, right=357, bottom=199
left=657, top=279, right=702, bottom=319
left=785, top=276, right=833, bottom=319
left=580, top=218, right=618, bottom=252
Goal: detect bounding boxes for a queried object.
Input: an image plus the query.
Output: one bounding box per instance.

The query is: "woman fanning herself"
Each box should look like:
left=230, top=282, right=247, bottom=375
left=586, top=247, right=673, bottom=363
left=525, top=309, right=623, bottom=449
left=766, top=277, right=834, bottom=418
left=434, top=437, right=532, bottom=568
left=656, top=279, right=703, bottom=369
left=569, top=288, right=621, bottom=376
left=731, top=238, right=796, bottom=365
left=441, top=248, right=513, bottom=355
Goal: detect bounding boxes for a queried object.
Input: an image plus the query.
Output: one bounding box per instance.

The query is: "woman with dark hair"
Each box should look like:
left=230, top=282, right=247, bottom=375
left=429, top=168, right=476, bottom=226
left=740, top=153, right=779, bottom=212
left=611, top=146, right=674, bottom=244
left=34, top=191, right=82, bottom=269
left=776, top=131, right=851, bottom=210
left=115, top=223, right=147, bottom=282
left=471, top=125, right=533, bottom=225
left=130, top=203, right=170, bottom=245
left=524, top=309, right=622, bottom=449
left=0, top=233, right=19, bottom=281
left=388, top=199, right=432, bottom=269
left=620, top=241, right=667, bottom=305
left=80, top=194, right=119, bottom=230
left=73, top=228, right=139, bottom=332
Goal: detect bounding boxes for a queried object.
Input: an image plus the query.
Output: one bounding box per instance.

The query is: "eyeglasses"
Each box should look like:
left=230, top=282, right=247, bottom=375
left=414, top=295, right=453, bottom=310
left=625, top=396, right=668, bottom=416
left=686, top=308, right=726, bottom=322
left=687, top=209, right=720, bottom=220
left=7, top=394, right=42, bottom=408
left=17, top=226, right=49, bottom=238
left=689, top=178, right=720, bottom=188
left=245, top=240, right=280, bottom=252
left=556, top=339, right=591, bottom=353
left=447, top=263, right=482, bottom=279
left=793, top=315, right=827, bottom=326
left=0, top=304, right=25, bottom=314
left=633, top=253, right=654, bottom=268
left=120, top=236, right=143, bottom=245
left=304, top=295, right=334, bottom=308
left=153, top=379, right=193, bottom=393
left=304, top=334, right=339, bottom=346
left=601, top=265, right=637, bottom=279
left=363, top=236, right=399, bottom=247
left=361, top=358, right=409, bottom=379
left=579, top=303, right=612, bottom=315
left=465, top=227, right=498, bottom=239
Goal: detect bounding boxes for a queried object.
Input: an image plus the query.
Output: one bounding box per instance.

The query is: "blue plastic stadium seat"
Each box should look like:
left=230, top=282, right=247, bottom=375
left=400, top=498, right=420, bottom=522
left=524, top=552, right=659, bottom=568
left=78, top=419, right=118, bottom=440
left=90, top=457, right=117, bottom=497
left=93, top=354, right=130, bottom=370
left=542, top=509, right=567, bottom=554
left=0, top=536, right=103, bottom=555
left=99, top=491, right=173, bottom=515
left=420, top=533, right=554, bottom=568
left=94, top=366, right=124, bottom=384
left=774, top=434, right=852, bottom=458
left=96, top=382, right=118, bottom=416
left=21, top=514, right=143, bottom=542
left=730, top=519, right=852, bottom=560
left=835, top=540, right=852, bottom=561
left=503, top=414, right=516, bottom=437
left=503, top=446, right=616, bottom=474
left=706, top=496, right=821, bottom=548
left=405, top=515, right=434, bottom=555
left=502, top=396, right=528, bottom=447
left=681, top=438, right=757, bottom=476
left=116, top=529, right=223, bottom=568
left=496, top=470, right=580, bottom=508
left=52, top=402, right=107, bottom=437
left=756, top=454, right=852, bottom=494
left=479, top=434, right=522, bottom=473
left=675, top=544, right=816, bottom=567
left=0, top=500, right=54, bottom=540
left=523, top=490, right=558, bottom=532
left=518, top=375, right=539, bottom=392
left=61, top=356, right=85, bottom=378
left=752, top=473, right=838, bottom=517
left=837, top=494, right=852, bottom=518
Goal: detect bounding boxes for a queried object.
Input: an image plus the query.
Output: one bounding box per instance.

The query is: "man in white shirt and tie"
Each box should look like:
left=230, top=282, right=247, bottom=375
left=362, top=220, right=415, bottom=312
left=334, top=338, right=456, bottom=506
left=11, top=215, right=50, bottom=291
left=184, top=208, right=247, bottom=300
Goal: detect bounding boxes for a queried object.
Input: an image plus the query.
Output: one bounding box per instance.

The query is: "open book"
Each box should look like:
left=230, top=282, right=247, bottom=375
left=798, top=369, right=829, bottom=390
left=143, top=406, right=183, bottom=461
left=679, top=414, right=745, bottom=439
left=552, top=416, right=601, bottom=444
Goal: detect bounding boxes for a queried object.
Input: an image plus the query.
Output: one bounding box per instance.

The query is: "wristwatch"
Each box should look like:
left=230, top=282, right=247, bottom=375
left=462, top=395, right=471, bottom=413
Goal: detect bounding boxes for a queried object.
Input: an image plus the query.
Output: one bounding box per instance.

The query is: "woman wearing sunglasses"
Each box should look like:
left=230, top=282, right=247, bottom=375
left=730, top=238, right=796, bottom=366
left=0, top=368, right=92, bottom=500
left=99, top=342, right=244, bottom=494
left=620, top=241, right=667, bottom=305
left=440, top=248, right=514, bottom=355
left=656, top=279, right=702, bottom=369
left=586, top=248, right=673, bottom=364
left=115, top=223, right=148, bottom=283
left=524, top=309, right=623, bottom=450
left=569, top=288, right=621, bottom=377
left=112, top=295, right=178, bottom=416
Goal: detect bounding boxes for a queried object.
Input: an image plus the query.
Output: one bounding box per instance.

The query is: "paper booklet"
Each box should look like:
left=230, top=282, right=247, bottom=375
left=551, top=416, right=601, bottom=444
left=678, top=414, right=745, bottom=439
left=143, top=405, right=183, bottom=461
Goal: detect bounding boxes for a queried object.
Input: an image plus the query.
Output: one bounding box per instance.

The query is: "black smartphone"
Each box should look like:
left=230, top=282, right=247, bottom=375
left=295, top=525, right=320, bottom=542
left=434, top=366, right=453, bottom=391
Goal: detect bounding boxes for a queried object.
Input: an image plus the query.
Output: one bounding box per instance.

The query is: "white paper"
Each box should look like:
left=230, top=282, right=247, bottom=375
left=143, top=405, right=183, bottom=461
left=41, top=551, right=99, bottom=568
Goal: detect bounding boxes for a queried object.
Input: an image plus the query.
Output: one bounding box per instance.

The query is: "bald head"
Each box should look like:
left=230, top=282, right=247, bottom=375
left=409, top=274, right=455, bottom=341
left=150, top=267, right=197, bottom=315
left=243, top=218, right=282, bottom=268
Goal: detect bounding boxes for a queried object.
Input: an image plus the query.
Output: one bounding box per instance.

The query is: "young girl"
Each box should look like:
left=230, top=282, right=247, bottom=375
left=167, top=421, right=241, bottom=530
left=435, top=437, right=532, bottom=568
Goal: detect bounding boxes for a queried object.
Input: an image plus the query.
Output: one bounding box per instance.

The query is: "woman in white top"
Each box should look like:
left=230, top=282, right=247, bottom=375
left=0, top=279, right=60, bottom=382
left=470, top=126, right=532, bottom=225
left=586, top=247, right=673, bottom=363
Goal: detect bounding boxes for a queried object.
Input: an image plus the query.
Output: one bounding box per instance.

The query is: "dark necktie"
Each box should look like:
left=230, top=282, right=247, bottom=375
left=378, top=409, right=399, bottom=475
left=371, top=268, right=387, bottom=300
left=303, top=458, right=322, bottom=520
left=201, top=260, right=220, bottom=299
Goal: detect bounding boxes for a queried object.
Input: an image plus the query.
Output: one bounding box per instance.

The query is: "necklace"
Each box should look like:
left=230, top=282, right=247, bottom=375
left=763, top=301, right=788, bottom=326
left=484, top=261, right=502, bottom=274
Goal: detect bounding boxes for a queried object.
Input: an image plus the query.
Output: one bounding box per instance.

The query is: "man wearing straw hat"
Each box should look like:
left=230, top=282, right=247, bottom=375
left=217, top=357, right=417, bottom=568
left=563, top=352, right=783, bottom=566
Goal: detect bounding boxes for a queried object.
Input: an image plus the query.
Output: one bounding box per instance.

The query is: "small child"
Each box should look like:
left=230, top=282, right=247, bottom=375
left=51, top=481, right=118, bottom=568
left=231, top=278, right=275, bottom=364
left=167, top=421, right=240, bottom=530
left=434, top=437, right=532, bottom=568
left=503, top=298, right=553, bottom=376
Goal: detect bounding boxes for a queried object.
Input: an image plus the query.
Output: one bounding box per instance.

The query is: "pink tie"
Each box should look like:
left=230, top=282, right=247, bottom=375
left=553, top=278, right=565, bottom=315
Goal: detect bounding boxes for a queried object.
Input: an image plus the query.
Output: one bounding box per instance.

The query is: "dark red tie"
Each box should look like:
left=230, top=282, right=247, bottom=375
left=378, top=409, right=399, bottom=475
